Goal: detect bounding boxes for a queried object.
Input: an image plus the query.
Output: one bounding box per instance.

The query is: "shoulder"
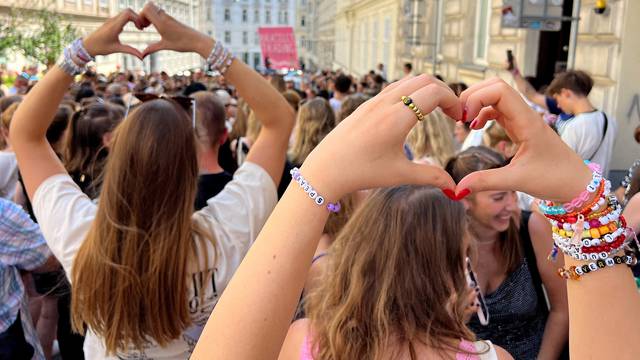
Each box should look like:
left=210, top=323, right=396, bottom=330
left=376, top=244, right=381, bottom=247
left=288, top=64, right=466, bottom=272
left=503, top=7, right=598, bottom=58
left=279, top=319, right=311, bottom=360
left=493, top=344, right=514, bottom=360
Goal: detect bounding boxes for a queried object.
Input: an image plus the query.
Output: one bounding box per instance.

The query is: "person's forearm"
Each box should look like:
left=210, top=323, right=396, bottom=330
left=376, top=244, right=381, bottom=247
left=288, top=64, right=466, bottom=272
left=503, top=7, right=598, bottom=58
left=536, top=310, right=568, bottom=360
left=565, top=255, right=640, bottom=358
left=194, top=36, right=295, bottom=131
left=512, top=72, right=536, bottom=99
left=11, top=67, right=72, bottom=144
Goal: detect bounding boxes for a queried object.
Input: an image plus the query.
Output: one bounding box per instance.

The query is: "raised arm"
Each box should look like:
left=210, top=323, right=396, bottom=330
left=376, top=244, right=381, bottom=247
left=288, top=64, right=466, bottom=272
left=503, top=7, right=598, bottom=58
left=191, top=75, right=462, bottom=359
left=459, top=78, right=640, bottom=359
left=10, top=10, right=144, bottom=199
left=510, top=63, right=547, bottom=110
left=139, top=2, right=295, bottom=184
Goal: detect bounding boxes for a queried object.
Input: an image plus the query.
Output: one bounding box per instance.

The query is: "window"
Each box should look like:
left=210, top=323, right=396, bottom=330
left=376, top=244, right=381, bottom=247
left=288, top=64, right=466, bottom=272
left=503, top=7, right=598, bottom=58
left=225, top=31, right=231, bottom=44
left=254, top=9, right=260, bottom=23
left=224, top=8, right=231, bottom=22
left=284, top=11, right=288, bottom=24
left=301, top=15, right=305, bottom=27
left=254, top=33, right=260, bottom=45
left=84, top=0, right=93, bottom=6
left=243, top=31, right=248, bottom=45
left=474, top=0, right=491, bottom=62
left=265, top=9, right=271, bottom=24
left=99, top=0, right=108, bottom=8
left=242, top=9, right=248, bottom=22
left=119, top=0, right=126, bottom=8
left=243, top=52, right=249, bottom=64
left=254, top=53, right=261, bottom=68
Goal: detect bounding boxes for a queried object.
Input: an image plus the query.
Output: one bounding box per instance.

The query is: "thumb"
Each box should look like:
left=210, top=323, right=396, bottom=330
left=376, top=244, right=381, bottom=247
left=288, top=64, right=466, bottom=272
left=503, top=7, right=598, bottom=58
left=116, top=44, right=143, bottom=60
left=456, top=166, right=516, bottom=196
left=400, top=161, right=456, bottom=191
left=142, top=41, right=165, bottom=58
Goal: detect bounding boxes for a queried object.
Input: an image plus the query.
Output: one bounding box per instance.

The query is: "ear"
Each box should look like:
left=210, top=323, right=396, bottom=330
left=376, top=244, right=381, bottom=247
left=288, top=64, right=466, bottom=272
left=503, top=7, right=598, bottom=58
left=102, top=132, right=113, bottom=148
left=561, top=88, right=572, bottom=99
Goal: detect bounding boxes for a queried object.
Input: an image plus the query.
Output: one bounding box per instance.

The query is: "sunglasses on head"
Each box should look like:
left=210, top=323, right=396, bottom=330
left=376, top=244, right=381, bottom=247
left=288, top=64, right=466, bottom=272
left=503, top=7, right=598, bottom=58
left=125, top=93, right=197, bottom=128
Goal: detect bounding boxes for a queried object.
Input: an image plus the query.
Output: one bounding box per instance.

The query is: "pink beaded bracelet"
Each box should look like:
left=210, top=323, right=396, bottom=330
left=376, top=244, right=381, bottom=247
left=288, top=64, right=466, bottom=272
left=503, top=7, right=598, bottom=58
left=290, top=167, right=341, bottom=213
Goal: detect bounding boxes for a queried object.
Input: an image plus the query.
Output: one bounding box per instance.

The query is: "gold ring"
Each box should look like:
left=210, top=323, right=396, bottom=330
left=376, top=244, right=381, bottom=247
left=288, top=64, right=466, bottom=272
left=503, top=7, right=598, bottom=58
left=401, top=96, right=424, bottom=121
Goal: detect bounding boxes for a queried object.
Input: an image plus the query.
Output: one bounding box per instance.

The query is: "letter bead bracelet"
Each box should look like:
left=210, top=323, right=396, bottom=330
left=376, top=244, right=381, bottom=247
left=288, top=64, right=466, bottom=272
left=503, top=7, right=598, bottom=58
left=290, top=167, right=341, bottom=213
left=57, top=38, right=95, bottom=76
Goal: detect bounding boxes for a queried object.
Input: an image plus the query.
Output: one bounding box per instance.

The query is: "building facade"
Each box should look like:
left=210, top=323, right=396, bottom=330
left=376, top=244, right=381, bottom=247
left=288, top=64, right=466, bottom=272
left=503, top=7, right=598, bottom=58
left=0, top=0, right=204, bottom=74
left=333, top=0, right=401, bottom=79
left=209, top=0, right=297, bottom=71
left=397, top=0, right=639, bottom=174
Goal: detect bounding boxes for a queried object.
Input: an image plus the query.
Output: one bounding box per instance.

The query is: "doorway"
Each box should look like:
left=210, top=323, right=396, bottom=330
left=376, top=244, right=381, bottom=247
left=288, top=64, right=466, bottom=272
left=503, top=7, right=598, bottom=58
left=534, top=0, right=574, bottom=89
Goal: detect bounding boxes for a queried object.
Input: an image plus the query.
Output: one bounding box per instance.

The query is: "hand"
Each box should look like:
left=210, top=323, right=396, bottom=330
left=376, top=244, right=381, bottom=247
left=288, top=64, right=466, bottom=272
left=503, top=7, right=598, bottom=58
left=300, top=75, right=463, bottom=200
left=139, top=2, right=213, bottom=58
left=458, top=78, right=591, bottom=203
left=83, top=9, right=145, bottom=59
left=463, top=286, right=481, bottom=323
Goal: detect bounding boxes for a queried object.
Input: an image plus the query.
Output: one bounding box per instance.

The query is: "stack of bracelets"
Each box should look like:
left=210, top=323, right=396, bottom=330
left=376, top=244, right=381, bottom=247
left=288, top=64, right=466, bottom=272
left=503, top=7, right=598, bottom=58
left=539, top=161, right=640, bottom=280
left=206, top=41, right=235, bottom=75
left=57, top=38, right=95, bottom=77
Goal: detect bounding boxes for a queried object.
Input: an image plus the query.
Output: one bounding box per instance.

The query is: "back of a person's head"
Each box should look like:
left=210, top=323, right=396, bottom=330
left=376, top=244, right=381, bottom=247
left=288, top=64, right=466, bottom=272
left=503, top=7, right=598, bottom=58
left=184, top=82, right=207, bottom=97
left=483, top=122, right=511, bottom=149
left=282, top=90, right=301, bottom=113
left=306, top=186, right=473, bottom=359
left=64, top=102, right=124, bottom=180
left=0, top=95, right=22, bottom=114
left=404, top=62, right=413, bottom=72
left=191, top=91, right=227, bottom=148
left=270, top=75, right=287, bottom=93
left=75, top=85, right=96, bottom=103
left=290, top=97, right=336, bottom=165
left=406, top=110, right=455, bottom=167
left=1, top=100, right=22, bottom=132
left=546, top=70, right=593, bottom=97
left=448, top=82, right=468, bottom=97
left=230, top=98, right=250, bottom=140
left=71, top=98, right=211, bottom=353
left=338, top=94, right=367, bottom=123
left=47, top=104, right=73, bottom=151
left=334, top=74, right=352, bottom=94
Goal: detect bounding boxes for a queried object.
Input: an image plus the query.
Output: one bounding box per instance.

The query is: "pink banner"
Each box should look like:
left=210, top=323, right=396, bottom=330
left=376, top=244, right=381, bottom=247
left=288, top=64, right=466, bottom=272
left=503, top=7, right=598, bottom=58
left=258, top=27, right=298, bottom=70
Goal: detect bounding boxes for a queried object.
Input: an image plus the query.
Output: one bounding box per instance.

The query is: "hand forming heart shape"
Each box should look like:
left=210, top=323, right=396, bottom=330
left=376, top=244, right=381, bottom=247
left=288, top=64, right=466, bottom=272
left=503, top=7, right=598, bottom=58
left=81, top=3, right=592, bottom=205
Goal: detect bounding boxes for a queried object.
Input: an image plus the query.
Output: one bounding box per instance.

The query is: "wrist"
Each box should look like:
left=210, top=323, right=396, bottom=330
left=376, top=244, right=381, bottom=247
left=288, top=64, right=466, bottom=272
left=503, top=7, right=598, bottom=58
left=195, top=35, right=215, bottom=59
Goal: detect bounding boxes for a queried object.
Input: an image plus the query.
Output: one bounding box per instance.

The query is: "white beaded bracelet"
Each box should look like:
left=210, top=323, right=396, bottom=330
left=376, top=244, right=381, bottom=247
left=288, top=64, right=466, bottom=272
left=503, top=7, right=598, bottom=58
left=290, top=167, right=341, bottom=213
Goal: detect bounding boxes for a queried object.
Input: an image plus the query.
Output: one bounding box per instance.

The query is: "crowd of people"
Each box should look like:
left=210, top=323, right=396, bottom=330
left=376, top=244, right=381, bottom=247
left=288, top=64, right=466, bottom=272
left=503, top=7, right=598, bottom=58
left=1, top=3, right=640, bottom=360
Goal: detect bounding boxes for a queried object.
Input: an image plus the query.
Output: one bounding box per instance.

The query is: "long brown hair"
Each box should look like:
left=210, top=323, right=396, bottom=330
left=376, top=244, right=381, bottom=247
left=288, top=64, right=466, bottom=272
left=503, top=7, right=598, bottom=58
left=71, top=99, right=214, bottom=354
left=289, top=98, right=336, bottom=165
left=445, top=146, right=522, bottom=273
left=306, top=186, right=477, bottom=359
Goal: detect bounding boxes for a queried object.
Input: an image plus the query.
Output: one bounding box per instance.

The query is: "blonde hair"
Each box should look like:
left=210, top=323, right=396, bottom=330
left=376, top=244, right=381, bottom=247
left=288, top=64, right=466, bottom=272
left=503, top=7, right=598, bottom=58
left=289, top=98, right=336, bottom=165
left=306, top=186, right=477, bottom=359
left=483, top=121, right=510, bottom=148
left=71, top=99, right=215, bottom=354
left=406, top=110, right=455, bottom=167
left=246, top=110, right=262, bottom=144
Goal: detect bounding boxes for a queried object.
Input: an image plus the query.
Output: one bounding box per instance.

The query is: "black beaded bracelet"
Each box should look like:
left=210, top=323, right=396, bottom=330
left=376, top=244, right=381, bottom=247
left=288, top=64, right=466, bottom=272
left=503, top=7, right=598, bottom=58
left=557, top=254, right=637, bottom=280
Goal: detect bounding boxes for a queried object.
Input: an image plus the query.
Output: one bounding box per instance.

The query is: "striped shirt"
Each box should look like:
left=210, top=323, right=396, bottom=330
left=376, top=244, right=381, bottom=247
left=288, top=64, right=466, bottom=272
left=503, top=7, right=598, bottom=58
left=1, top=198, right=50, bottom=359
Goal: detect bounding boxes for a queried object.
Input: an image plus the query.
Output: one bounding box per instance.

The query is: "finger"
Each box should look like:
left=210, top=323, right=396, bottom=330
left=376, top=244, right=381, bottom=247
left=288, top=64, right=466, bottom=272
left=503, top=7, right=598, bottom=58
left=456, top=165, right=517, bottom=195
left=116, top=8, right=141, bottom=30
left=140, top=1, right=166, bottom=27
left=142, top=41, right=166, bottom=58
left=469, top=106, right=499, bottom=130
left=379, top=75, right=414, bottom=95
left=393, top=82, right=462, bottom=131
left=463, top=80, right=540, bottom=136
left=398, top=162, right=456, bottom=190
left=116, top=44, right=144, bottom=60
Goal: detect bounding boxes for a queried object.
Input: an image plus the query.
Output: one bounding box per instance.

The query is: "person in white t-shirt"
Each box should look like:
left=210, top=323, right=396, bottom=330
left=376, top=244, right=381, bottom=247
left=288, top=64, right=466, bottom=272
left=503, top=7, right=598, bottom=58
left=545, top=70, right=617, bottom=175
left=0, top=101, right=22, bottom=200
left=9, top=6, right=295, bottom=360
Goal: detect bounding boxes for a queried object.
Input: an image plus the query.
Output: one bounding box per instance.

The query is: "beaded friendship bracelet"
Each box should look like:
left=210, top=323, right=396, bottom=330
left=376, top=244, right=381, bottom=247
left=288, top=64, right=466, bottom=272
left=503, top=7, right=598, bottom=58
left=57, top=38, right=95, bottom=77
left=557, top=254, right=637, bottom=281
left=290, top=167, right=341, bottom=213
left=206, top=41, right=235, bottom=75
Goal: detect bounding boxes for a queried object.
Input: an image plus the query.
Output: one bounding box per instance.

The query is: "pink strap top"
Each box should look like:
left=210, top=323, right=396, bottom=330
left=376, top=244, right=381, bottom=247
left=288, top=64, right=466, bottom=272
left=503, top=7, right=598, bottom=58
left=301, top=336, right=489, bottom=360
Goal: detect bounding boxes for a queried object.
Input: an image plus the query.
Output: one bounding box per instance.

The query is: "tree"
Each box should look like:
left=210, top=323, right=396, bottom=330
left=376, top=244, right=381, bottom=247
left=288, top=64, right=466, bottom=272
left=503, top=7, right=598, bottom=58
left=0, top=11, right=21, bottom=59
left=18, top=8, right=77, bottom=68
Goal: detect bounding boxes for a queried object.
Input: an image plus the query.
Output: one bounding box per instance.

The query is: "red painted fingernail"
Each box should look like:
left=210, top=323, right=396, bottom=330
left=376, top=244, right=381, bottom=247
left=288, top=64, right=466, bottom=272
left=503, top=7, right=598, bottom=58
left=455, top=188, right=471, bottom=200
left=441, top=188, right=457, bottom=201
left=461, top=106, right=468, bottom=122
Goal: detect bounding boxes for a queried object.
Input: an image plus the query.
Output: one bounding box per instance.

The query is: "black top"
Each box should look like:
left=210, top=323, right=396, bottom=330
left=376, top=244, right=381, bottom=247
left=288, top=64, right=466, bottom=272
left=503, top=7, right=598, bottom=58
left=194, top=172, right=234, bottom=210
left=468, top=211, right=550, bottom=360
